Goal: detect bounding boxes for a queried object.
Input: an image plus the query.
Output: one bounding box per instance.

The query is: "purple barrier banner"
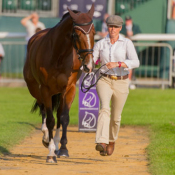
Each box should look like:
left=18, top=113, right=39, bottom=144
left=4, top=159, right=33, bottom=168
left=59, top=0, right=107, bottom=19
left=79, top=71, right=99, bottom=131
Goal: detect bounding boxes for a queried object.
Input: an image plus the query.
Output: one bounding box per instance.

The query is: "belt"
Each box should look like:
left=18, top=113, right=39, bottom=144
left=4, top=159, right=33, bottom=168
left=101, top=73, right=128, bottom=80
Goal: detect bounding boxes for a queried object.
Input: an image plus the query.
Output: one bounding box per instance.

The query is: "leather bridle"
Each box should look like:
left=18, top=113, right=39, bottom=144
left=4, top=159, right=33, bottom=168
left=72, top=20, right=94, bottom=61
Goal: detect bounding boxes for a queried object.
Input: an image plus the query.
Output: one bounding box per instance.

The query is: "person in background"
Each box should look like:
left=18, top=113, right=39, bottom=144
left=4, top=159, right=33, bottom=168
left=0, top=43, right=5, bottom=79
left=121, top=15, right=141, bottom=89
left=97, top=13, right=109, bottom=38
left=93, top=15, right=139, bottom=156
left=172, top=0, right=175, bottom=19
left=21, top=12, right=45, bottom=41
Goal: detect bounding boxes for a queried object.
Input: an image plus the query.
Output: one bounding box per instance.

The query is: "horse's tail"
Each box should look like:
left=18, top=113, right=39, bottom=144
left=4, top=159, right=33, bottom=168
left=52, top=93, right=61, bottom=112
left=31, top=101, right=40, bottom=113
left=31, top=93, right=61, bottom=114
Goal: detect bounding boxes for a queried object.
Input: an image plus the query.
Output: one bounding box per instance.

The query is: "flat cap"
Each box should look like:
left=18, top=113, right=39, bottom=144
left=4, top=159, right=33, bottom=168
left=106, top=15, right=123, bottom=27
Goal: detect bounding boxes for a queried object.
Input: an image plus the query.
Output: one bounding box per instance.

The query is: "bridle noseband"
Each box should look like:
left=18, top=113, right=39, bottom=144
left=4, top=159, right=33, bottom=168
left=72, top=20, right=94, bottom=61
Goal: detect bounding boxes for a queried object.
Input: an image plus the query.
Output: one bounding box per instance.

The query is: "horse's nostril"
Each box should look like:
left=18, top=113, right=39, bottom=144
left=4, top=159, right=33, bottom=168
left=84, top=65, right=90, bottom=72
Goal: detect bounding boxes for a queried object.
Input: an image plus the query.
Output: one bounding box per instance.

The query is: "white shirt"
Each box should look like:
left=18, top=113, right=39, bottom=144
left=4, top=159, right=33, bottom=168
left=25, top=20, right=45, bottom=41
left=93, top=34, right=140, bottom=76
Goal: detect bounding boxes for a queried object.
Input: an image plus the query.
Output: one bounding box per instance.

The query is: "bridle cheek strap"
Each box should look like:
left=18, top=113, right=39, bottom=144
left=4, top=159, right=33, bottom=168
left=72, top=22, right=94, bottom=61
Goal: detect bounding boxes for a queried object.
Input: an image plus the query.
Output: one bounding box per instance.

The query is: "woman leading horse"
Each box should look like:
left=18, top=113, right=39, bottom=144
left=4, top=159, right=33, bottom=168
left=23, top=5, right=95, bottom=163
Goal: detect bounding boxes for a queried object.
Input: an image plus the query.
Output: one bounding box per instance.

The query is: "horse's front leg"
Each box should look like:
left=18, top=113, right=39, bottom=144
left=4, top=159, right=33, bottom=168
left=58, top=111, right=69, bottom=157
left=41, top=87, right=57, bottom=163
left=56, top=85, right=76, bottom=157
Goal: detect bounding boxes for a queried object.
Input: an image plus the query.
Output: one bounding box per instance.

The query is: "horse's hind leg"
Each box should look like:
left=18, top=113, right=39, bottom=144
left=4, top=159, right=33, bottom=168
left=24, top=75, right=49, bottom=148
left=40, top=104, right=49, bottom=148
left=53, top=107, right=61, bottom=156
left=41, top=87, right=57, bottom=163
left=54, top=96, right=64, bottom=157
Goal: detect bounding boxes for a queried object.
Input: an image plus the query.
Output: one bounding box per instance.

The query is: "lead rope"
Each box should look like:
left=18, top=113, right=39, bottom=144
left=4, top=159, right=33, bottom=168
left=81, top=64, right=110, bottom=93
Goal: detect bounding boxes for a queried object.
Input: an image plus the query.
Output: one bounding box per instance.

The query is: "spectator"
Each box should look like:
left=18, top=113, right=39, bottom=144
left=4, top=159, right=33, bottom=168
left=21, top=12, right=45, bottom=41
left=172, top=0, right=175, bottom=19
left=121, top=15, right=141, bottom=89
left=0, top=43, right=5, bottom=79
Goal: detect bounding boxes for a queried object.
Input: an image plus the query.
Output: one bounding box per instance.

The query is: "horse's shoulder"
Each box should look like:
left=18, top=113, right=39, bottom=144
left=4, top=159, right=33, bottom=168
left=28, top=28, right=50, bottom=47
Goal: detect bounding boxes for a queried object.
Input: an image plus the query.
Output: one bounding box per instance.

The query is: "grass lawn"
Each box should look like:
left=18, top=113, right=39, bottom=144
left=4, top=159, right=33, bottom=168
left=0, top=87, right=175, bottom=175
left=0, top=87, right=79, bottom=154
left=122, top=89, right=175, bottom=175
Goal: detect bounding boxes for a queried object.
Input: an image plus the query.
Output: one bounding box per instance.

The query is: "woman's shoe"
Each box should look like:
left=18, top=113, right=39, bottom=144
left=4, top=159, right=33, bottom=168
left=106, top=142, right=115, bottom=156
left=95, top=143, right=107, bottom=156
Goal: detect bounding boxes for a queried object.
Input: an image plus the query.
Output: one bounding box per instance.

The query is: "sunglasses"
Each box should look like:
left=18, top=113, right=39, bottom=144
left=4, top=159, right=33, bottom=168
left=108, top=25, right=121, bottom=28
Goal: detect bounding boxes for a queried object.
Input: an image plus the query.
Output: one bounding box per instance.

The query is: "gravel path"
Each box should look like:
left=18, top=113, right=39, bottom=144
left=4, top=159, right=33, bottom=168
left=0, top=126, right=150, bottom=175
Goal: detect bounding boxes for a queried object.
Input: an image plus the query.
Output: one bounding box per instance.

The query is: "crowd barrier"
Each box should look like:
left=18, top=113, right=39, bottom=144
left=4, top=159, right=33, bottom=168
left=0, top=38, right=175, bottom=89
left=0, top=41, right=26, bottom=86
left=133, top=42, right=174, bottom=89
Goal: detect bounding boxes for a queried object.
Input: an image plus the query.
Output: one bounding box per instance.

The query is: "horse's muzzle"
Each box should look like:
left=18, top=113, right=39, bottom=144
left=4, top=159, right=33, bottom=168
left=83, top=65, right=90, bottom=73
left=83, top=58, right=93, bottom=73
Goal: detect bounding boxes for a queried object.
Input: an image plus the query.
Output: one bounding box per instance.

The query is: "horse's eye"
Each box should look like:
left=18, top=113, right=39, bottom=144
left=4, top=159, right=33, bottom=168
left=75, top=34, right=79, bottom=38
left=72, top=33, right=78, bottom=39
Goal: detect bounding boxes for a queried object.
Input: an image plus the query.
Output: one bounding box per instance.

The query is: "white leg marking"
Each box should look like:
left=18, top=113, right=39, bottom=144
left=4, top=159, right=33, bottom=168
left=53, top=128, right=60, bottom=151
left=47, top=139, right=56, bottom=156
left=41, top=118, right=47, bottom=131
left=41, top=118, right=49, bottom=143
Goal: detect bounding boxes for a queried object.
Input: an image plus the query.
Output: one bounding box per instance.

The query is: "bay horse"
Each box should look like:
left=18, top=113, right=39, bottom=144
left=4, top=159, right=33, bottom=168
left=23, top=5, right=95, bottom=163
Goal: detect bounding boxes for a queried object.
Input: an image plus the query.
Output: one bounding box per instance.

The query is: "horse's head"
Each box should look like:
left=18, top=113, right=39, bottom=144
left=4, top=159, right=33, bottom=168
left=68, top=4, right=95, bottom=73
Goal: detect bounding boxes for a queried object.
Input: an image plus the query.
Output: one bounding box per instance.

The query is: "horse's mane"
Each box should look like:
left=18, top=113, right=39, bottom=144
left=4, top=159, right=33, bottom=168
left=59, top=10, right=80, bottom=23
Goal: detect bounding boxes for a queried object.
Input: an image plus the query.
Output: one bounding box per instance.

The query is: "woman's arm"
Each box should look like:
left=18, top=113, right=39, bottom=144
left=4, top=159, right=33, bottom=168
left=123, top=39, right=140, bottom=69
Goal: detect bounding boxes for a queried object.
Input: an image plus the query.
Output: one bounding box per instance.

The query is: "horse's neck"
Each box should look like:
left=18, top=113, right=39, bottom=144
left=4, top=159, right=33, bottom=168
left=53, top=18, right=73, bottom=49
left=48, top=18, right=74, bottom=64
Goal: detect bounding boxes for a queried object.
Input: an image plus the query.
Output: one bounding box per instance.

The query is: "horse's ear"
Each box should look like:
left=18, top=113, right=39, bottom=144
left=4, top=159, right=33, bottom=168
left=67, top=8, right=78, bottom=21
left=87, top=4, right=94, bottom=19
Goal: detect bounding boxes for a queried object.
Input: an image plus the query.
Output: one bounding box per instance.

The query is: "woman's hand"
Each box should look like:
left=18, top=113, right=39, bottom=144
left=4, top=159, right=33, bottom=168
left=106, top=62, right=128, bottom=69
left=106, top=62, right=118, bottom=69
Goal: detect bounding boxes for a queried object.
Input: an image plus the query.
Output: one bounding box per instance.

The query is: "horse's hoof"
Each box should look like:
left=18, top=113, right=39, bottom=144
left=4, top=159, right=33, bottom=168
left=42, top=140, right=49, bottom=148
left=46, top=156, right=57, bottom=163
left=57, top=149, right=69, bottom=157
left=54, top=150, right=60, bottom=158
